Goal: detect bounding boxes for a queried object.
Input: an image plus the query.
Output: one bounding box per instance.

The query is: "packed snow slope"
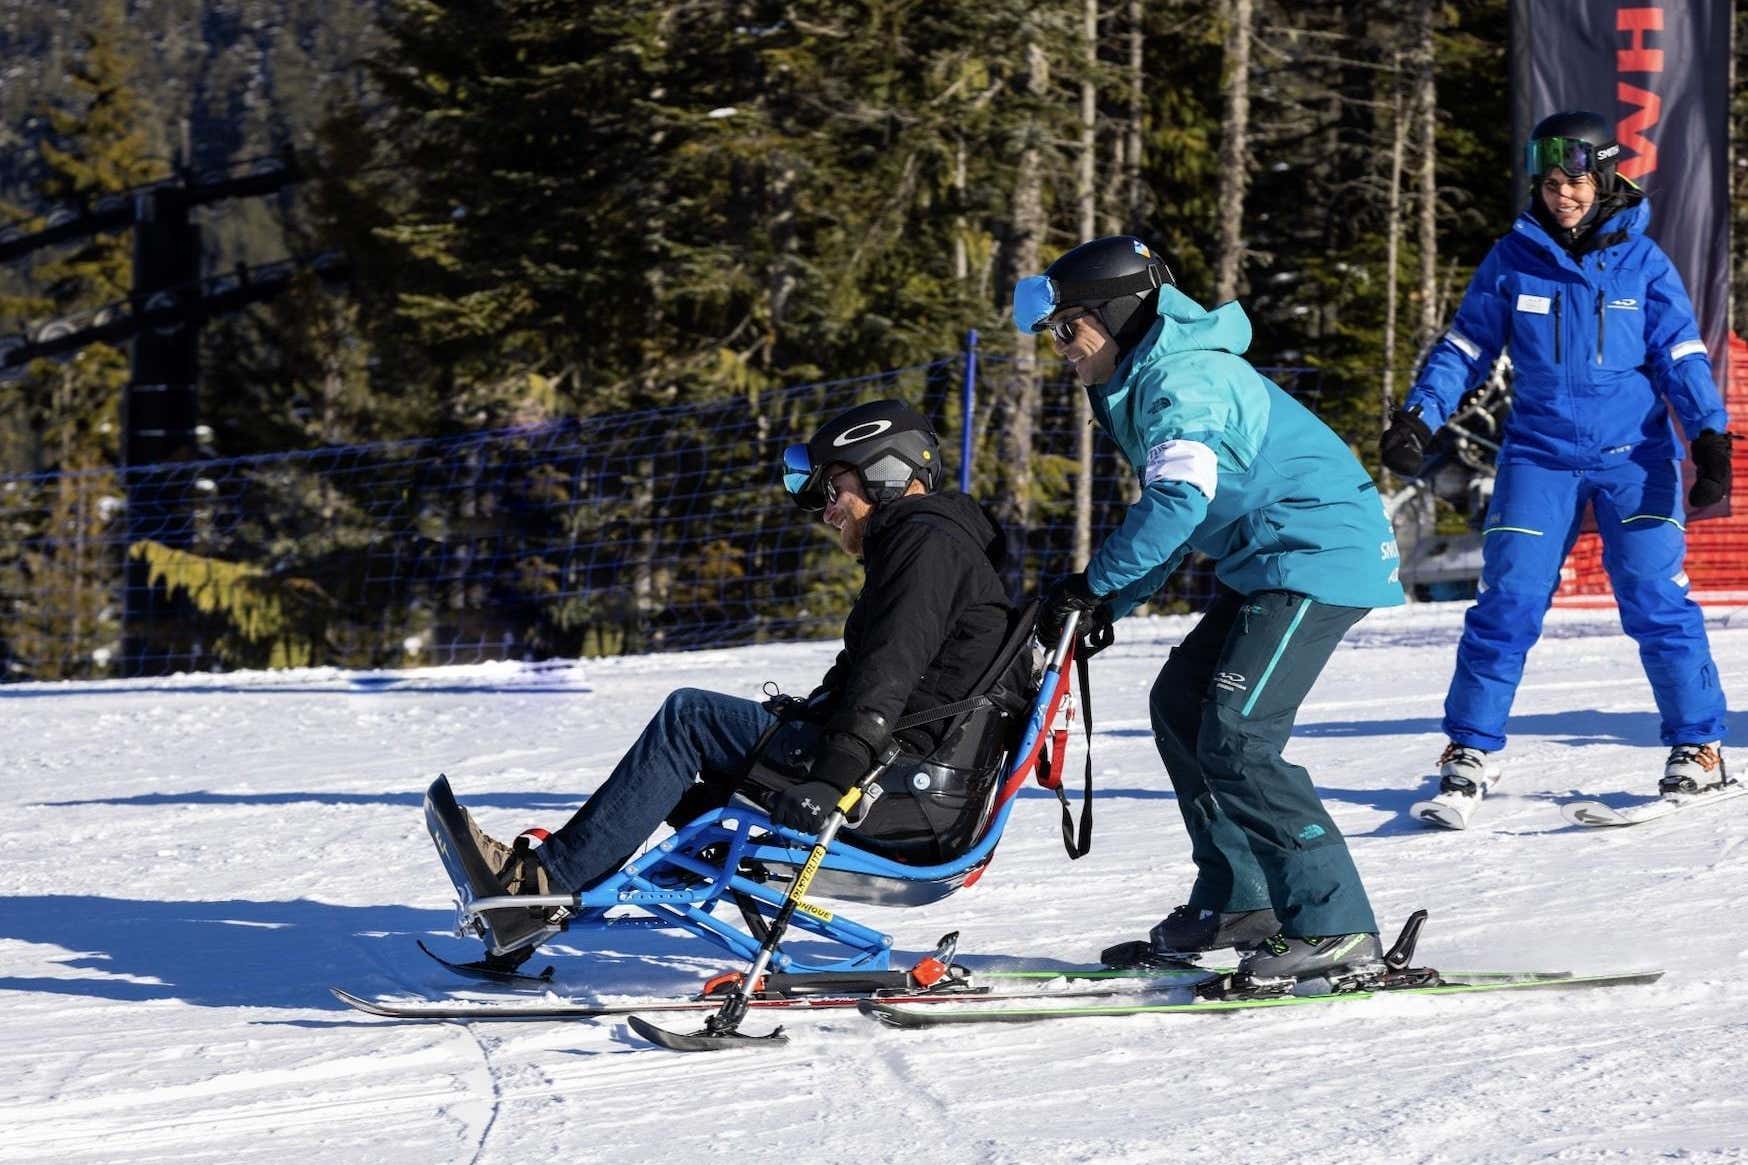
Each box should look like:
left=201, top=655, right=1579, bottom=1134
left=3, top=601, right=1746, bottom=1165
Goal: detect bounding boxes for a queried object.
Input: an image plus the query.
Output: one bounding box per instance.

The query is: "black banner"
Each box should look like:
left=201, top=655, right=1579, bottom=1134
left=1510, top=0, right=1731, bottom=392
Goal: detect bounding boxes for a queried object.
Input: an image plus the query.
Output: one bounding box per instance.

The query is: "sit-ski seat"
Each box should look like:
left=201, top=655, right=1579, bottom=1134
left=538, top=601, right=1086, bottom=974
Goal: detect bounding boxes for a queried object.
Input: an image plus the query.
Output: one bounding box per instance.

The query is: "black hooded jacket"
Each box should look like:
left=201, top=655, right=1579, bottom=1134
left=811, top=490, right=1013, bottom=759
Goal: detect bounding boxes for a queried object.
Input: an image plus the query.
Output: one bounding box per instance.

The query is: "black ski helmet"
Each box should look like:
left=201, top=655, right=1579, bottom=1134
left=1013, top=236, right=1174, bottom=355
left=781, top=399, right=942, bottom=512
left=1526, top=110, right=1622, bottom=194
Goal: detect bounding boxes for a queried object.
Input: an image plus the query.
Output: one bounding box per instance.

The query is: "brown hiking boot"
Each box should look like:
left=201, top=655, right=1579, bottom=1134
left=461, top=809, right=554, bottom=896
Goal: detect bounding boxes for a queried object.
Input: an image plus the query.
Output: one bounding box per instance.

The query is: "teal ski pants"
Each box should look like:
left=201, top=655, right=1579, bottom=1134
left=1149, top=588, right=1377, bottom=938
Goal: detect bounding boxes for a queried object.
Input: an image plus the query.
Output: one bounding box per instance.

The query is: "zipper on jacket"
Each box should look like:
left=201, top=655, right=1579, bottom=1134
left=1553, top=289, right=1563, bottom=362
left=1595, top=288, right=1605, bottom=365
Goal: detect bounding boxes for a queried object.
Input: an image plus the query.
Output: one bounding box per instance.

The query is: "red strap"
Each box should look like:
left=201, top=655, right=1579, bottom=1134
left=701, top=970, right=764, bottom=998
left=1039, top=727, right=1070, bottom=790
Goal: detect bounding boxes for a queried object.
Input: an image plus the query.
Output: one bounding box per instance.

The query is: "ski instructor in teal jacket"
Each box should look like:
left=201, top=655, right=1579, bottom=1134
left=1013, top=236, right=1404, bottom=992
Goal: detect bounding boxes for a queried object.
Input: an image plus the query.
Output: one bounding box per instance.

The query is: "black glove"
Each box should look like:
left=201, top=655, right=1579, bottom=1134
left=1379, top=406, right=1433, bottom=477
left=769, top=780, right=843, bottom=833
left=1039, top=572, right=1110, bottom=646
left=1689, top=429, right=1734, bottom=508
left=760, top=691, right=807, bottom=719
left=806, top=731, right=874, bottom=792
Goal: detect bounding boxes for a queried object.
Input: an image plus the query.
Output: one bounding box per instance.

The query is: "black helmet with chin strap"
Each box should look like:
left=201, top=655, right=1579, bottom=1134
left=780, top=399, right=942, bottom=512
left=1011, top=236, right=1174, bottom=355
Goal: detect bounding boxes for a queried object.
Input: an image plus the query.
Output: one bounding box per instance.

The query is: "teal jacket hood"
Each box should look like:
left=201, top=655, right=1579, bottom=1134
left=1084, top=285, right=1403, bottom=613
left=1148, top=284, right=1254, bottom=358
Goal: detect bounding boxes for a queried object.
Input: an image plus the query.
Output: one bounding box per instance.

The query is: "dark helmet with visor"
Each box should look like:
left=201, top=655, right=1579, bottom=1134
left=1011, top=236, right=1174, bottom=346
left=781, top=399, right=942, bottom=512
left=1526, top=110, right=1623, bottom=194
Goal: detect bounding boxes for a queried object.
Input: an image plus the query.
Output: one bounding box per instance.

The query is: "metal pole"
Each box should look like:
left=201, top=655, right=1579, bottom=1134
left=959, top=329, right=978, bottom=493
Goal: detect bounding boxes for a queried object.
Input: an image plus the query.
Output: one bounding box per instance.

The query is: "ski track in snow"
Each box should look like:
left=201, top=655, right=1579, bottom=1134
left=3, top=602, right=1747, bottom=1162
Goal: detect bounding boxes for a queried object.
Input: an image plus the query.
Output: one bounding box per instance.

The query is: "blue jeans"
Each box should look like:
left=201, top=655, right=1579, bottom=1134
left=537, top=688, right=777, bottom=892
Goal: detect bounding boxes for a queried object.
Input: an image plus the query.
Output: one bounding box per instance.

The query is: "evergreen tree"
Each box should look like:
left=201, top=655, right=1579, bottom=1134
left=0, top=2, right=167, bottom=678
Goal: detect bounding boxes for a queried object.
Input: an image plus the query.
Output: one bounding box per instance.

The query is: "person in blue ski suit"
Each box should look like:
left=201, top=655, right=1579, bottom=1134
left=1381, top=110, right=1732, bottom=799
left=1014, top=236, right=1404, bottom=989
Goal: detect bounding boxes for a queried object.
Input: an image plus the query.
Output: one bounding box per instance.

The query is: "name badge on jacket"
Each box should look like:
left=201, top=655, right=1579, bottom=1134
left=1515, top=294, right=1551, bottom=315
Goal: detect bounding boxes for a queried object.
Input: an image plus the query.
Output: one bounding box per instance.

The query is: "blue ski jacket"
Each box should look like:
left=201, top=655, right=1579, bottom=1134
left=1082, top=286, right=1404, bottom=616
left=1404, top=196, right=1727, bottom=467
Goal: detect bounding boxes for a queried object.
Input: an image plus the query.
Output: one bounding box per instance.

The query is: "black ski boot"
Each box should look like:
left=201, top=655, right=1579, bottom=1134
left=1102, top=905, right=1280, bottom=968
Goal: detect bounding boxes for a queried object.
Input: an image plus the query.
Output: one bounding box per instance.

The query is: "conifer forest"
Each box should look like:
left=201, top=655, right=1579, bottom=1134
left=1, top=1, right=1745, bottom=679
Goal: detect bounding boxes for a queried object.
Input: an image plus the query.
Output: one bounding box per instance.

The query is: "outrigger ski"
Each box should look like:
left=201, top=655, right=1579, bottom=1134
left=416, top=939, right=554, bottom=988
left=628, top=1013, right=789, bottom=1051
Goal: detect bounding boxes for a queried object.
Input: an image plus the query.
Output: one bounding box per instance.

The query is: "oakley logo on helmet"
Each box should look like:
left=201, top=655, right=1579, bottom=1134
left=832, top=419, right=894, bottom=447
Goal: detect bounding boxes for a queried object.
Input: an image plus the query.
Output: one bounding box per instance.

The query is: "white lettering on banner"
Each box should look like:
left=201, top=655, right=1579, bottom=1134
left=1380, top=539, right=1399, bottom=561
left=1143, top=439, right=1218, bottom=501
left=1670, top=340, right=1707, bottom=362
left=1515, top=294, right=1551, bottom=315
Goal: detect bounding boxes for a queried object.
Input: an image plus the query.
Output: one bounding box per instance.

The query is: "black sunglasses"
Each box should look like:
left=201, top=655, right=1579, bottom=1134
left=1049, top=309, right=1091, bottom=345
left=823, top=469, right=858, bottom=506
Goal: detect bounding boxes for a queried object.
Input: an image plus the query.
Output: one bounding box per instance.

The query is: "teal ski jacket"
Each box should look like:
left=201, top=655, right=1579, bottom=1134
left=1083, top=286, right=1404, bottom=616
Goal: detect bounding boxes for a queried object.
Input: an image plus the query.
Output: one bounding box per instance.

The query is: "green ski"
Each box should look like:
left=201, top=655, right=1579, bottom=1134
left=858, top=969, right=1665, bottom=1028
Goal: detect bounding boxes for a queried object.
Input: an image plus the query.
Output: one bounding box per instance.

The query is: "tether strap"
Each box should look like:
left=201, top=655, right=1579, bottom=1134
left=1053, top=648, right=1094, bottom=859
left=894, top=695, right=989, bottom=732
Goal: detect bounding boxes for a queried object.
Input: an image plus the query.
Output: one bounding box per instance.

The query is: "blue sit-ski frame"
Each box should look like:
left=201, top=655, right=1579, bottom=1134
left=455, top=628, right=1082, bottom=974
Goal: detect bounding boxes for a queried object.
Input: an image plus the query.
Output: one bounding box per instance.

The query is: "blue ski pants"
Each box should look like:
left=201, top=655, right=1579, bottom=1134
left=1444, top=456, right=1727, bottom=752
left=1150, top=588, right=1378, bottom=938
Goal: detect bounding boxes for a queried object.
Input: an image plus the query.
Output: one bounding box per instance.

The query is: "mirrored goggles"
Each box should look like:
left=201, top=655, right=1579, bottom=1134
left=1527, top=135, right=1605, bottom=179
left=782, top=443, right=816, bottom=499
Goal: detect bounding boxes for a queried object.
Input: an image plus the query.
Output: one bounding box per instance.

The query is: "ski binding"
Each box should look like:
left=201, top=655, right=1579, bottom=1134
left=1410, top=765, right=1503, bottom=831
left=1561, top=778, right=1747, bottom=828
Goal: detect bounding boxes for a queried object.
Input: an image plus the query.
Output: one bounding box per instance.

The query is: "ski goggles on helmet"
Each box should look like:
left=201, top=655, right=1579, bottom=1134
left=1012, top=274, right=1063, bottom=334
left=782, top=443, right=819, bottom=503
left=1010, top=265, right=1169, bottom=336
left=1525, top=135, right=1619, bottom=179
left=782, top=444, right=847, bottom=511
